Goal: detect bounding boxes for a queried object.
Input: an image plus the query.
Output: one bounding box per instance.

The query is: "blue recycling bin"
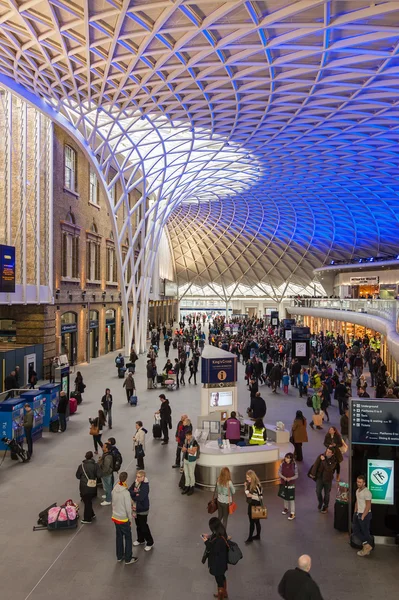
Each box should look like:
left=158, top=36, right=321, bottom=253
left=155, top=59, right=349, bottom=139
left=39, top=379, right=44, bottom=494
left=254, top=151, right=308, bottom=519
left=39, top=383, right=61, bottom=430
left=0, top=398, right=26, bottom=451
left=19, top=390, right=45, bottom=441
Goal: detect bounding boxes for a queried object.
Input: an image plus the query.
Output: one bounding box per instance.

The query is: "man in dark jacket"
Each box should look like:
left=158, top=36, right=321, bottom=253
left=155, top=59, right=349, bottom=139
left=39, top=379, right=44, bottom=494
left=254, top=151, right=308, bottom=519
left=4, top=370, right=17, bottom=399
left=249, top=392, right=266, bottom=420
left=101, top=388, right=113, bottom=429
left=291, top=359, right=301, bottom=388
left=309, top=447, right=337, bottom=513
left=99, top=442, right=114, bottom=505
left=278, top=554, right=324, bottom=600
left=157, top=394, right=172, bottom=445
left=76, top=451, right=101, bottom=523
left=270, top=363, right=282, bottom=393
left=334, top=379, right=349, bottom=415
left=174, top=358, right=180, bottom=389
left=23, top=403, right=34, bottom=459
left=57, top=391, right=68, bottom=432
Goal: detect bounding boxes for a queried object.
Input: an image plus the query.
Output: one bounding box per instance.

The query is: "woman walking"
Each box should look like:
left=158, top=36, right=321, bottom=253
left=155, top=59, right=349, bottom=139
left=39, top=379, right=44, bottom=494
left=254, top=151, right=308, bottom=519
left=278, top=452, right=298, bottom=520
left=129, top=470, right=154, bottom=551
left=75, top=371, right=85, bottom=394
left=244, top=469, right=263, bottom=544
left=75, top=451, right=101, bottom=524
left=133, top=420, right=146, bottom=470
left=89, top=410, right=106, bottom=454
left=202, top=517, right=228, bottom=600
left=216, top=467, right=236, bottom=530
left=291, top=410, right=308, bottom=461
left=323, top=426, right=344, bottom=482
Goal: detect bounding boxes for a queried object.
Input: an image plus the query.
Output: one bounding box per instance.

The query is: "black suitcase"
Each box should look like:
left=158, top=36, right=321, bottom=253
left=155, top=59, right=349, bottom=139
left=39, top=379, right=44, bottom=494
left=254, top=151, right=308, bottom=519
left=157, top=374, right=164, bottom=384
left=118, top=367, right=126, bottom=379
left=334, top=502, right=349, bottom=532
left=70, top=391, right=82, bottom=405
left=49, top=419, right=59, bottom=433
left=153, top=423, right=162, bottom=439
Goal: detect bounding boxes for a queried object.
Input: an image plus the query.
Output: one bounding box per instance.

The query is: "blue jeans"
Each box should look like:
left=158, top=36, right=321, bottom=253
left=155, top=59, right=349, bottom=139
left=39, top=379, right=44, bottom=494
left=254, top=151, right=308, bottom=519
left=58, top=413, right=66, bottom=432
left=114, top=521, right=132, bottom=562
left=102, top=474, right=112, bottom=502
left=352, top=512, right=373, bottom=546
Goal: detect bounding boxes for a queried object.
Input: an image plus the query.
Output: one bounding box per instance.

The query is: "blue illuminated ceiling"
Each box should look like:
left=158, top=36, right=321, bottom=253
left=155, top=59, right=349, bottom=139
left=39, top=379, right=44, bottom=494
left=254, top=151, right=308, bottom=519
left=0, top=0, right=399, bottom=288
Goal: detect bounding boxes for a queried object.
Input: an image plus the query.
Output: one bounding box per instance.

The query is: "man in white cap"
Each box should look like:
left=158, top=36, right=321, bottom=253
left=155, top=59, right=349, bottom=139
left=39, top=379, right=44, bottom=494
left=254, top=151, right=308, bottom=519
left=278, top=555, right=324, bottom=600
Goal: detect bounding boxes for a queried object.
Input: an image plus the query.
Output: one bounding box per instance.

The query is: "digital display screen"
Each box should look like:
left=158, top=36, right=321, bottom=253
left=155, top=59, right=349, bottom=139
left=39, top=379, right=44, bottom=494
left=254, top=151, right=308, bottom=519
left=367, top=459, right=394, bottom=505
left=210, top=391, right=233, bottom=407
left=0, top=245, right=16, bottom=293
left=295, top=342, right=307, bottom=357
left=351, top=400, right=399, bottom=446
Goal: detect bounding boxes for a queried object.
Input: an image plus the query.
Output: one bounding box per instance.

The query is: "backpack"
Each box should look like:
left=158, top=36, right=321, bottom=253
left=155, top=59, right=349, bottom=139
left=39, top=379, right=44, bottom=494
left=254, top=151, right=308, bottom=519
left=116, top=356, right=122, bottom=366
left=110, top=446, right=123, bottom=472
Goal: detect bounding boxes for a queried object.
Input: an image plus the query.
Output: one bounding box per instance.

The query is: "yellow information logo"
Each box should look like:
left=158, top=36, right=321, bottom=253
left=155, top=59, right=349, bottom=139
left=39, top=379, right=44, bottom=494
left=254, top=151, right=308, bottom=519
left=217, top=370, right=227, bottom=381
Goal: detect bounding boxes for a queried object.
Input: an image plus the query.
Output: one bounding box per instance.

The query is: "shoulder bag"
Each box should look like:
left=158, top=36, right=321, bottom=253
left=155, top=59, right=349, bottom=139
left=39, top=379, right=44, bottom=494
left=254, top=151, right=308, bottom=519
left=81, top=463, right=97, bottom=488
left=228, top=484, right=237, bottom=515
left=340, top=439, right=348, bottom=454
left=251, top=488, right=267, bottom=519
left=222, top=537, right=243, bottom=565
left=207, top=483, right=218, bottom=514
left=89, top=420, right=99, bottom=436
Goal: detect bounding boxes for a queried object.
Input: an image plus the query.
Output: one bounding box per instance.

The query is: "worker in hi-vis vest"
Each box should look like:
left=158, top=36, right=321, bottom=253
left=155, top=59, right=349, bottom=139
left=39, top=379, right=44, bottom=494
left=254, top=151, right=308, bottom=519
left=249, top=418, right=267, bottom=445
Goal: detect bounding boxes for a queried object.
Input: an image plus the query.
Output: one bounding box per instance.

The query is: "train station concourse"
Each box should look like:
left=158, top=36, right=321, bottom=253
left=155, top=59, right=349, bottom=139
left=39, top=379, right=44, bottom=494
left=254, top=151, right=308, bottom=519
left=1, top=2, right=399, bottom=600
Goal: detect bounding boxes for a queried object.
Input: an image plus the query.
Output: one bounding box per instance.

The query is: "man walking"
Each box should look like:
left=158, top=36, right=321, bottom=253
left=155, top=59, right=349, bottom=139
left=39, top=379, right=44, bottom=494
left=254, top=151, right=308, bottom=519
left=99, top=442, right=113, bottom=506
left=123, top=372, right=136, bottom=402
left=101, top=388, right=113, bottom=429
left=157, top=394, right=172, bottom=445
left=309, top=447, right=337, bottom=513
left=111, top=472, right=138, bottom=565
left=57, top=391, right=68, bottom=433
left=23, top=403, right=34, bottom=460
left=352, top=474, right=373, bottom=557
left=278, top=555, right=324, bottom=600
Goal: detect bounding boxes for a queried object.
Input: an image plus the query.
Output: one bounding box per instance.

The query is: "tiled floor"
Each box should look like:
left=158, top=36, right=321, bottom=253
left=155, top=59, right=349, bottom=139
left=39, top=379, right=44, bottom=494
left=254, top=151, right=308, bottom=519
left=0, top=340, right=397, bottom=600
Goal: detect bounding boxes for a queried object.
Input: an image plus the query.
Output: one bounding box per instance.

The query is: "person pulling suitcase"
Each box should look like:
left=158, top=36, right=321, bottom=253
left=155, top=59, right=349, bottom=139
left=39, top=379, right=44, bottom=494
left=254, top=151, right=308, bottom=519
left=101, top=388, right=113, bottom=429
left=155, top=394, right=172, bottom=445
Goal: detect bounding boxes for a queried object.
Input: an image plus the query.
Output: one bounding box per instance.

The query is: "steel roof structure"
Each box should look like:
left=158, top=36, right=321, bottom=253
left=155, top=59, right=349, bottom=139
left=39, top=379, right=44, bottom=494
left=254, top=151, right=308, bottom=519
left=1, top=0, right=399, bottom=347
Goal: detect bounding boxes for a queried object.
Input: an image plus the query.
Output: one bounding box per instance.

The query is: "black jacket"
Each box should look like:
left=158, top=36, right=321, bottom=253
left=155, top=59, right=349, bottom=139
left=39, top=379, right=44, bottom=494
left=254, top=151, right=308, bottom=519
left=4, top=374, right=16, bottom=390
left=334, top=383, right=348, bottom=400
left=76, top=459, right=101, bottom=496
left=250, top=396, right=266, bottom=419
left=57, top=394, right=68, bottom=414
left=278, top=568, right=324, bottom=600
left=309, top=454, right=337, bottom=483
left=205, top=535, right=228, bottom=578
left=101, top=394, right=113, bottom=411
left=159, top=400, right=172, bottom=425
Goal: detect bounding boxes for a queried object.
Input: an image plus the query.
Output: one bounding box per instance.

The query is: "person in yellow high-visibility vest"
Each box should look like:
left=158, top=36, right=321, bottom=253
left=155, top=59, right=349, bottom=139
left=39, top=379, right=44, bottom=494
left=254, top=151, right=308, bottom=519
left=249, top=418, right=267, bottom=445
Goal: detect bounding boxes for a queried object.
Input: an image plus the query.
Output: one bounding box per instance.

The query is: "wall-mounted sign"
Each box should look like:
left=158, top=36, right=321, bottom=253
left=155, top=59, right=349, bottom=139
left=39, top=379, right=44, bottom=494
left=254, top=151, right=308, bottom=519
left=201, top=357, right=237, bottom=385
left=164, top=279, right=178, bottom=297
left=367, top=459, right=395, bottom=505
left=350, top=276, right=379, bottom=285
left=61, top=323, right=77, bottom=334
left=0, top=245, right=16, bottom=293
left=351, top=400, right=399, bottom=446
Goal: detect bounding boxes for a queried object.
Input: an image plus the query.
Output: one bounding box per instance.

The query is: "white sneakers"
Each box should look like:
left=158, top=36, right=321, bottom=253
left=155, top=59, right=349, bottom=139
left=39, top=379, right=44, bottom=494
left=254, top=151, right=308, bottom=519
left=133, top=541, right=154, bottom=552
left=100, top=500, right=111, bottom=506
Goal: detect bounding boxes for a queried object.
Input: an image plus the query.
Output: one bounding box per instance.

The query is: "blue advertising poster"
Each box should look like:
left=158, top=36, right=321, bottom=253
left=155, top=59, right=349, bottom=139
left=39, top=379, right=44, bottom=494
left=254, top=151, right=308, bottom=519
left=0, top=245, right=15, bottom=293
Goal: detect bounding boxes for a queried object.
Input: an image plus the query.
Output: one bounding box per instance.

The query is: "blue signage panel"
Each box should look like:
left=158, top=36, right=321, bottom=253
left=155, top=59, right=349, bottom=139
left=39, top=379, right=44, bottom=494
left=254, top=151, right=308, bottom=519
left=0, top=245, right=16, bottom=293
left=61, top=323, right=77, bottom=334
left=201, top=356, right=237, bottom=384
left=351, top=399, right=399, bottom=446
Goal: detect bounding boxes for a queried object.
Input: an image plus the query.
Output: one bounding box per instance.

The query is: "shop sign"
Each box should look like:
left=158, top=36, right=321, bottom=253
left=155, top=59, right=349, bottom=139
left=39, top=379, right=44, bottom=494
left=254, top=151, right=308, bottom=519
left=0, top=245, right=16, bottom=293
left=89, top=320, right=99, bottom=329
left=61, top=323, right=77, bottom=334
left=106, top=318, right=115, bottom=325
left=350, top=276, right=379, bottom=285
left=201, top=357, right=237, bottom=384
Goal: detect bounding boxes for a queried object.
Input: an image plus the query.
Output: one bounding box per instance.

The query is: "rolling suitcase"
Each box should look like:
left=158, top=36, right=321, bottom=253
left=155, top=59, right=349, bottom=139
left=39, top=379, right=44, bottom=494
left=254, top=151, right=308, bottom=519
left=153, top=417, right=162, bottom=439
left=334, top=501, right=348, bottom=532
left=130, top=395, right=138, bottom=406
left=118, top=367, right=126, bottom=379
left=70, top=391, right=82, bottom=405
left=69, top=397, right=77, bottom=415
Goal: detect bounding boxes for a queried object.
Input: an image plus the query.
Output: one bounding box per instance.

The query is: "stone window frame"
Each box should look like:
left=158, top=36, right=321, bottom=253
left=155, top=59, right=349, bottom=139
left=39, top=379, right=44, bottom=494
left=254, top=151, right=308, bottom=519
left=86, top=222, right=102, bottom=284
left=60, top=213, right=81, bottom=282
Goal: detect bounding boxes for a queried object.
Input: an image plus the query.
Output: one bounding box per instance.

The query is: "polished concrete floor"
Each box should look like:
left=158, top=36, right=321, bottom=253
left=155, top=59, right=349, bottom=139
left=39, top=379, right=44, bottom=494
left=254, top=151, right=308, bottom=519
left=0, top=338, right=397, bottom=600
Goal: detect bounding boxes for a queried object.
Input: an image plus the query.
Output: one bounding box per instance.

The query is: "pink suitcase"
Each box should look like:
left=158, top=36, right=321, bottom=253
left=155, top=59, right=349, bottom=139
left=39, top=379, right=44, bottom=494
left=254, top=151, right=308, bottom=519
left=69, top=397, right=77, bottom=415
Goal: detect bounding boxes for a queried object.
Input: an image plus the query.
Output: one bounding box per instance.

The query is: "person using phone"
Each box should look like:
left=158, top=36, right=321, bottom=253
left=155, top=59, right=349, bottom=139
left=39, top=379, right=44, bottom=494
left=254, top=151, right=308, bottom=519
left=202, top=517, right=228, bottom=599
left=244, top=470, right=263, bottom=543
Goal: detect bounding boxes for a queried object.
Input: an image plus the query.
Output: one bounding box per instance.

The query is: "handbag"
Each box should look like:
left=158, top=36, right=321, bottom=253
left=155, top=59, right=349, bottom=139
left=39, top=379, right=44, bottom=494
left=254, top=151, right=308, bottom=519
left=222, top=538, right=243, bottom=565
left=278, top=483, right=296, bottom=501
left=207, top=483, right=218, bottom=514
left=81, top=463, right=97, bottom=488
left=89, top=422, right=99, bottom=436
left=251, top=505, right=268, bottom=519
left=340, top=440, right=348, bottom=454
left=228, top=485, right=237, bottom=515
left=135, top=444, right=145, bottom=459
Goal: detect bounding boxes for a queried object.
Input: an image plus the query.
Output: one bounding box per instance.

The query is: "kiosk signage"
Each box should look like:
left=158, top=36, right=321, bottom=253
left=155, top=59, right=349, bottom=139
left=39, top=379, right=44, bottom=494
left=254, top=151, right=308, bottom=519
left=367, top=459, right=394, bottom=505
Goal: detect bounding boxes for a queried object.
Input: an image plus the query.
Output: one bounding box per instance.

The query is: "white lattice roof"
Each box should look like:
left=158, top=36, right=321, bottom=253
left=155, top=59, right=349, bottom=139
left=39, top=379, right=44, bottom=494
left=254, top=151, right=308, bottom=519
left=1, top=0, right=399, bottom=289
